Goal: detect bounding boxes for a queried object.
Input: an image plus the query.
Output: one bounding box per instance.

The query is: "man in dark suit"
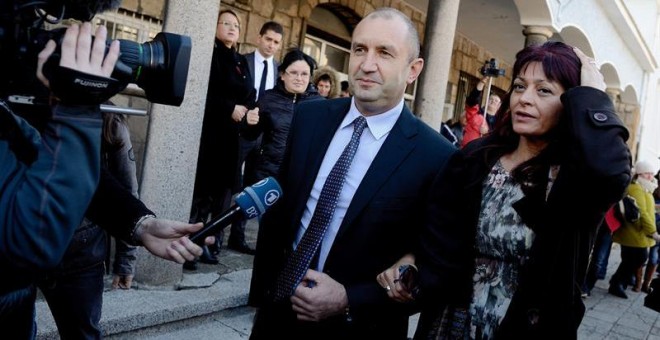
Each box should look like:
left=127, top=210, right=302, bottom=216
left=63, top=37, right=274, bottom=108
left=228, top=21, right=285, bottom=255
left=248, top=8, right=469, bottom=339
left=245, top=21, right=283, bottom=101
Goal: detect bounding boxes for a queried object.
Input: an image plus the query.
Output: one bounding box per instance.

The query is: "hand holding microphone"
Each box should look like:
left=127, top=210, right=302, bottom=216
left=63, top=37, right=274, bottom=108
left=189, top=177, right=282, bottom=246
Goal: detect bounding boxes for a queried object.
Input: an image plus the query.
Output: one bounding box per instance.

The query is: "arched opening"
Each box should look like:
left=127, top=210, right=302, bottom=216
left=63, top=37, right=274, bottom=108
left=303, top=4, right=356, bottom=79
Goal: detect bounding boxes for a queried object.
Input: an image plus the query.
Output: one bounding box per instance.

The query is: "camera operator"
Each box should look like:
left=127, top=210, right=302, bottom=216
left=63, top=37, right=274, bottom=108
left=0, top=22, right=209, bottom=338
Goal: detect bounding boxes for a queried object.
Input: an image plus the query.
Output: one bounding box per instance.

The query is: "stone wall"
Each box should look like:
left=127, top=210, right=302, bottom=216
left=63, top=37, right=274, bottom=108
left=449, top=33, right=512, bottom=103
left=219, top=0, right=426, bottom=59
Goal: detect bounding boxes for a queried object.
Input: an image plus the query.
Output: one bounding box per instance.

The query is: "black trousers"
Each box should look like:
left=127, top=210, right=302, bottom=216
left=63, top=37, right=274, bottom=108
left=611, top=245, right=649, bottom=288
left=229, top=135, right=262, bottom=244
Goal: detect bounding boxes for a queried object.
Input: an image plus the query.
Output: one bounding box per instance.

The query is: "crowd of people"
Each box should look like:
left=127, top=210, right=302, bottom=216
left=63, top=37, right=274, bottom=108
left=1, top=3, right=649, bottom=340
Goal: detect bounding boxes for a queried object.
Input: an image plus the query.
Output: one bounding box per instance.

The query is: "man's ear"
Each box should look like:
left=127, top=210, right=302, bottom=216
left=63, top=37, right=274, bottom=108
left=407, top=58, right=424, bottom=84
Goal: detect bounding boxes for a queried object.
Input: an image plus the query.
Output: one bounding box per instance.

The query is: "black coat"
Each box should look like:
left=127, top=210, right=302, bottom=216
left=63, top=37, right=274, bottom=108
left=194, top=40, right=255, bottom=196
left=416, top=87, right=631, bottom=339
left=243, top=82, right=322, bottom=181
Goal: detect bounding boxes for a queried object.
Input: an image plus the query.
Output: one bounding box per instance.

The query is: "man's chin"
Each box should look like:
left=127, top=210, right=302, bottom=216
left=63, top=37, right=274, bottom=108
left=353, top=91, right=379, bottom=103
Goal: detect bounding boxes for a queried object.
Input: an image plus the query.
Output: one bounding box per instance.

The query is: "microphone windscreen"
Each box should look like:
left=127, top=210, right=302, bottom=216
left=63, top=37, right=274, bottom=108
left=235, top=177, right=282, bottom=219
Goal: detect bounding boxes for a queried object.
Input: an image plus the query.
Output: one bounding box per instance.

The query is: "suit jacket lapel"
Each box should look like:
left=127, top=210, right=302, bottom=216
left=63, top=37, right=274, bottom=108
left=336, top=106, right=418, bottom=239
left=292, top=99, right=351, bottom=219
left=246, top=52, right=255, bottom=81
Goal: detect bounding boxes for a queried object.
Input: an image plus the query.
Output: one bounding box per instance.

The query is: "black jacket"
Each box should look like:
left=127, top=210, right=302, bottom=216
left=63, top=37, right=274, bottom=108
left=243, top=81, right=322, bottom=181
left=194, top=40, right=255, bottom=195
left=417, top=87, right=631, bottom=339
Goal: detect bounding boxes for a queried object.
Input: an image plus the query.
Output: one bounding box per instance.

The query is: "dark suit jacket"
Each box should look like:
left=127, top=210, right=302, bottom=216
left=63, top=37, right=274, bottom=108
left=245, top=51, right=280, bottom=98
left=249, top=98, right=469, bottom=339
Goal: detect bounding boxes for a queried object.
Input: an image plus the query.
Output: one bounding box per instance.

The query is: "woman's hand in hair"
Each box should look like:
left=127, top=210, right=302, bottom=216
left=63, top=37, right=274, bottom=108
left=573, top=47, right=606, bottom=91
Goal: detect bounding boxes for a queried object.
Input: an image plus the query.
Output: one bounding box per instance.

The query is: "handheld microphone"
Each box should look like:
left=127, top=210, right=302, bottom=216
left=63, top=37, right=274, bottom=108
left=189, top=177, right=282, bottom=246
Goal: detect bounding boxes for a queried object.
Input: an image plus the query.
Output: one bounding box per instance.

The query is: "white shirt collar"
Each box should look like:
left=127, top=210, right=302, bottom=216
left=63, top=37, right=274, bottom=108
left=255, top=50, right=273, bottom=64
left=342, top=98, right=404, bottom=140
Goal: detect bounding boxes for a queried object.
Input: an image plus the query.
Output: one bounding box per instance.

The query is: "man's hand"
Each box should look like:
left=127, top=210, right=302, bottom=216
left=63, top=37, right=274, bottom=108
left=37, top=22, right=120, bottom=88
left=136, top=217, right=214, bottom=263
left=290, top=269, right=348, bottom=322
left=246, top=107, right=259, bottom=125
left=476, top=76, right=489, bottom=91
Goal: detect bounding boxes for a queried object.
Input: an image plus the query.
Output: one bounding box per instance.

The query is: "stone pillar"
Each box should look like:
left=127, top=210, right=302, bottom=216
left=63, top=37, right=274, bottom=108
left=523, top=26, right=553, bottom=47
left=414, top=0, right=460, bottom=130
left=134, top=0, right=221, bottom=287
left=605, top=88, right=621, bottom=107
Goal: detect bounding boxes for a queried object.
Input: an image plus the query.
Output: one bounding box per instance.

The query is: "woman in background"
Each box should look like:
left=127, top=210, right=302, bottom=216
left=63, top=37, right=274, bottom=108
left=243, top=49, right=322, bottom=181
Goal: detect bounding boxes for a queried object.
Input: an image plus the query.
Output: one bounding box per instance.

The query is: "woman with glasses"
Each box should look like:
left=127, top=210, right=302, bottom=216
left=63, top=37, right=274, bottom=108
left=188, top=9, right=256, bottom=268
left=243, top=48, right=322, bottom=181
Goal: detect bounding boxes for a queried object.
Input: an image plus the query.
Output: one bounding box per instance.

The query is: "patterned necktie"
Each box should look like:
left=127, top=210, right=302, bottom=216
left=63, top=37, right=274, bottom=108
left=274, top=116, right=368, bottom=301
left=258, top=60, right=268, bottom=100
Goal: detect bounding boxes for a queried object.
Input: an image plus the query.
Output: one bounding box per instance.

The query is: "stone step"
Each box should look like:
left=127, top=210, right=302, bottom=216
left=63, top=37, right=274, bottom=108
left=108, top=306, right=256, bottom=339
left=36, top=269, right=253, bottom=339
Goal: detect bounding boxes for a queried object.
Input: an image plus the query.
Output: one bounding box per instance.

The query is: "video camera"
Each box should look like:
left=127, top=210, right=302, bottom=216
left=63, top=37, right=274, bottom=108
left=0, top=0, right=192, bottom=109
left=480, top=58, right=505, bottom=78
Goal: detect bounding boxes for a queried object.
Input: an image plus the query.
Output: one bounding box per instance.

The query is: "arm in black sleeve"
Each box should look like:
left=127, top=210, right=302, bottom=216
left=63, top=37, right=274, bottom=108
left=86, top=168, right=154, bottom=245
left=417, top=151, right=475, bottom=307
left=0, top=102, right=103, bottom=293
left=561, top=87, right=631, bottom=204
left=465, top=87, right=483, bottom=108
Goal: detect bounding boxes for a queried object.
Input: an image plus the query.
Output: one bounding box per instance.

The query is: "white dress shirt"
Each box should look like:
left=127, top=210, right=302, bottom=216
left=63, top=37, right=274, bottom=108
left=294, top=98, right=404, bottom=271
left=254, top=51, right=275, bottom=100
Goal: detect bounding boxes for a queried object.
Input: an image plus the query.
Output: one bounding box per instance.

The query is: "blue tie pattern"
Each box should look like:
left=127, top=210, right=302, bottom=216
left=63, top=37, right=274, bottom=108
left=274, top=116, right=368, bottom=301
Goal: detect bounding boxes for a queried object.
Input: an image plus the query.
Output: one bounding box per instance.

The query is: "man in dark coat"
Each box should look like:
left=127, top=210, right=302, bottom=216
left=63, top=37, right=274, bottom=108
left=248, top=8, right=472, bottom=339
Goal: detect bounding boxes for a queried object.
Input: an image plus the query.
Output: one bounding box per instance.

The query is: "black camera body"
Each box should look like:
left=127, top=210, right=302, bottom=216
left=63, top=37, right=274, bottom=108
left=0, top=0, right=191, bottom=109
left=480, top=58, right=506, bottom=78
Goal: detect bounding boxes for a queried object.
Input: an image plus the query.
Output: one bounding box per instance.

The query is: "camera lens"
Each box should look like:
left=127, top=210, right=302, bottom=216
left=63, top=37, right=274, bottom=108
left=112, top=33, right=191, bottom=106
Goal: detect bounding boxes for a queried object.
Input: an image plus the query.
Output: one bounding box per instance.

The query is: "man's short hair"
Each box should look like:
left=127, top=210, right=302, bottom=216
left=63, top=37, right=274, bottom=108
left=260, top=21, right=284, bottom=36
left=341, top=80, right=349, bottom=92
left=362, top=8, right=420, bottom=61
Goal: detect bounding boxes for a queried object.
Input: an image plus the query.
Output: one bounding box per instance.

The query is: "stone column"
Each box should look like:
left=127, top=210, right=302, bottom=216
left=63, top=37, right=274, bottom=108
left=605, top=88, right=621, bottom=107
left=414, top=0, right=460, bottom=130
left=134, top=0, right=221, bottom=287
left=523, top=26, right=553, bottom=47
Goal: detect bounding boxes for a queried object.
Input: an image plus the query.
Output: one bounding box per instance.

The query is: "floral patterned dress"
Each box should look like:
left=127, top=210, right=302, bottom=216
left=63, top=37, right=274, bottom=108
left=468, top=161, right=535, bottom=339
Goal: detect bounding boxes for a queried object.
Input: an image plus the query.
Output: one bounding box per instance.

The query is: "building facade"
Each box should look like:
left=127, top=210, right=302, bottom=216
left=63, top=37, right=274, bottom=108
left=97, top=0, right=659, bottom=284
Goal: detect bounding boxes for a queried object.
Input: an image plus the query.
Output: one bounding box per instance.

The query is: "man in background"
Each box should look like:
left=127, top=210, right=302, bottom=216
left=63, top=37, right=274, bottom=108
left=340, top=80, right=351, bottom=97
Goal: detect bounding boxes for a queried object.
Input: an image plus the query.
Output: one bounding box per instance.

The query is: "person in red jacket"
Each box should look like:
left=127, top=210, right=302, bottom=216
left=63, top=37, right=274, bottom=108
left=460, top=76, right=492, bottom=148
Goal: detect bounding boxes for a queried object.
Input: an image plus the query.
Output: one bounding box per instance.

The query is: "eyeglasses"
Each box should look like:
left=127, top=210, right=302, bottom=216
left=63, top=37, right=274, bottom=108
left=284, top=70, right=310, bottom=79
left=218, top=21, right=240, bottom=30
